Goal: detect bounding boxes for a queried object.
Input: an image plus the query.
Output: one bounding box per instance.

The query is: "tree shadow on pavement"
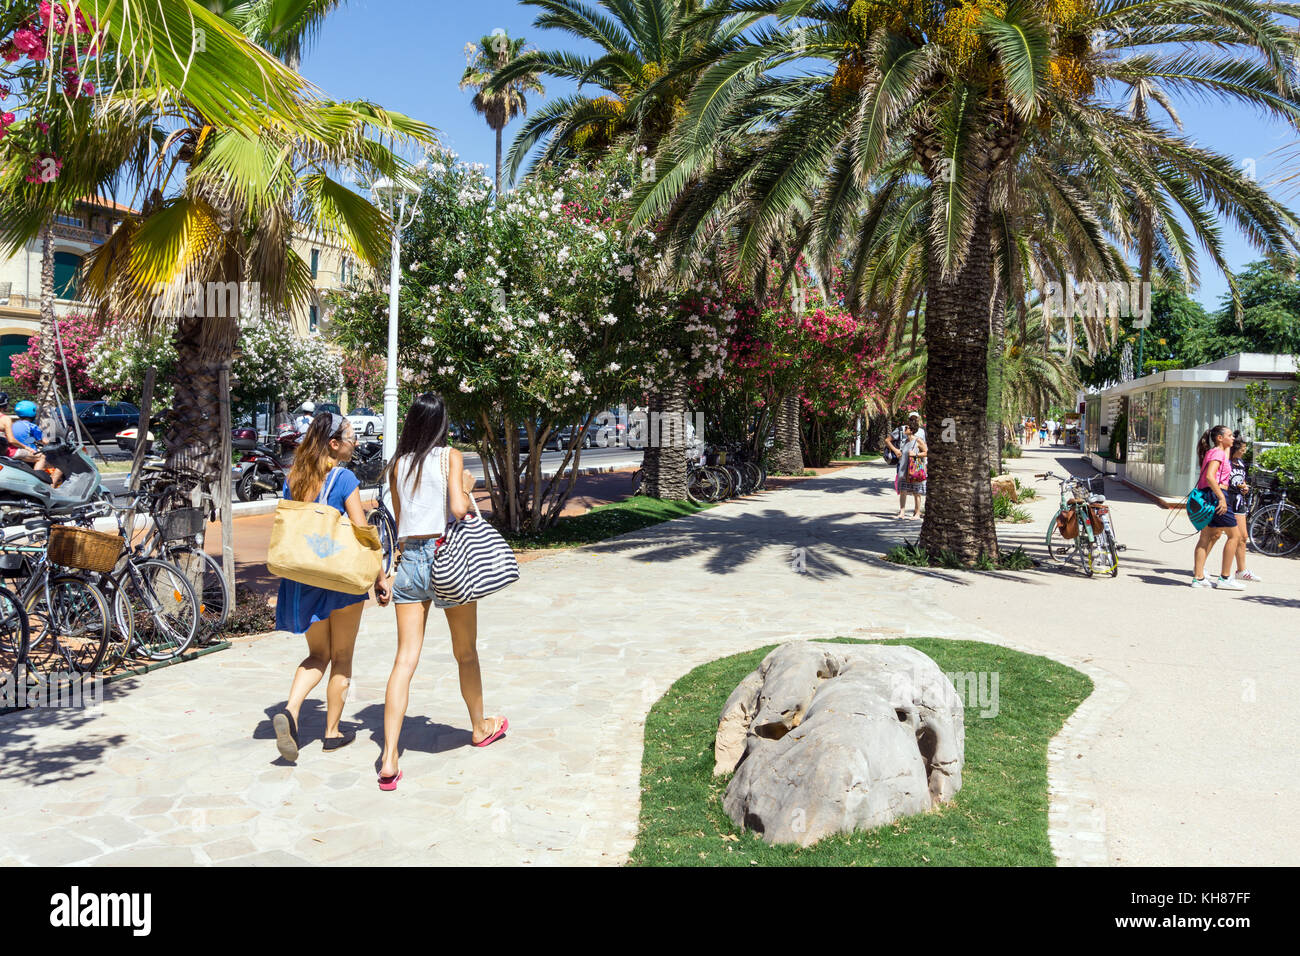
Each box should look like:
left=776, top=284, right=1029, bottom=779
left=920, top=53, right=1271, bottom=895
left=1240, top=594, right=1300, bottom=609
left=0, top=696, right=127, bottom=786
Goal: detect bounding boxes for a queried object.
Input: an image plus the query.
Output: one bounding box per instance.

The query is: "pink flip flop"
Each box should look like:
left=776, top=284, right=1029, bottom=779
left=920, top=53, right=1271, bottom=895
left=377, top=770, right=403, bottom=791
left=472, top=717, right=508, bottom=748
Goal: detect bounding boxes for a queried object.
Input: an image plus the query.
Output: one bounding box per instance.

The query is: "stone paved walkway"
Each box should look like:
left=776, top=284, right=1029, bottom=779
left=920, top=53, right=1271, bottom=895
left=2, top=448, right=1296, bottom=865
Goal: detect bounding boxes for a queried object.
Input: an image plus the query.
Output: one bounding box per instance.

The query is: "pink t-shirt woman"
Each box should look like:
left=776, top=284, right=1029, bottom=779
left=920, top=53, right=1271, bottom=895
left=1198, top=446, right=1231, bottom=491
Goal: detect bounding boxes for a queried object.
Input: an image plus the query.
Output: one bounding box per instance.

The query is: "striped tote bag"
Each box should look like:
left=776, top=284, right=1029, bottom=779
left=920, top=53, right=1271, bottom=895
left=432, top=451, right=519, bottom=605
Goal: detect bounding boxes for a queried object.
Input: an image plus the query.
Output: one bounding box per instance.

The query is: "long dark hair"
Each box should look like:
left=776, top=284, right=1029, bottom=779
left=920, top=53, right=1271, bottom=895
left=1197, top=424, right=1231, bottom=463
left=288, top=412, right=349, bottom=501
left=385, top=392, right=448, bottom=495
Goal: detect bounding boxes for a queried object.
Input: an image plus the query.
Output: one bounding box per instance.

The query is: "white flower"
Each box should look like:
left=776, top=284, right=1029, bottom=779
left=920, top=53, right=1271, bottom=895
left=459, top=379, right=474, bottom=393
left=618, top=265, right=634, bottom=280
left=455, top=268, right=467, bottom=281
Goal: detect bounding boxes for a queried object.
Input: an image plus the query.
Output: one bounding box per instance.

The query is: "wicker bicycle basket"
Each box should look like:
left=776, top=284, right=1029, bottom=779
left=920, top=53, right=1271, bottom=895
left=47, top=525, right=123, bottom=573
left=157, top=507, right=205, bottom=542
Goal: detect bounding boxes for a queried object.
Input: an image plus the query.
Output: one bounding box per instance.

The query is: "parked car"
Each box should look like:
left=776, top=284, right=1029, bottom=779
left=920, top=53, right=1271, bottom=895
left=346, top=406, right=384, bottom=436
left=57, top=401, right=142, bottom=442
left=550, top=422, right=600, bottom=451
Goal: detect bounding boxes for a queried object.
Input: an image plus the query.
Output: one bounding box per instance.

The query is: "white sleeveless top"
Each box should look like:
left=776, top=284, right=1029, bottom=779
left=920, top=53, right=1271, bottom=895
left=393, top=446, right=448, bottom=539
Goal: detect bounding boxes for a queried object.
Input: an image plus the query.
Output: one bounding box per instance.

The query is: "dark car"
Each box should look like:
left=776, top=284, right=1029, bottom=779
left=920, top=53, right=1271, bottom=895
left=550, top=422, right=600, bottom=451
left=58, top=401, right=142, bottom=442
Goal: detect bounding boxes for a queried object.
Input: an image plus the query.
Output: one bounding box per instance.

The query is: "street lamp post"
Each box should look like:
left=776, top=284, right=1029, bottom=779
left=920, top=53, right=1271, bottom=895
left=372, top=170, right=423, bottom=461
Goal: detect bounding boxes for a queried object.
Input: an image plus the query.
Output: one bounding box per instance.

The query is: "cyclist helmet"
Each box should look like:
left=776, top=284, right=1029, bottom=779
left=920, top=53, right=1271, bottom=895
left=0, top=391, right=8, bottom=408
left=14, top=400, right=37, bottom=419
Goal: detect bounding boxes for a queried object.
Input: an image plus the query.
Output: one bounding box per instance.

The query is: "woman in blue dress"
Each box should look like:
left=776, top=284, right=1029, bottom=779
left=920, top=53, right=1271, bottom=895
left=272, top=412, right=390, bottom=762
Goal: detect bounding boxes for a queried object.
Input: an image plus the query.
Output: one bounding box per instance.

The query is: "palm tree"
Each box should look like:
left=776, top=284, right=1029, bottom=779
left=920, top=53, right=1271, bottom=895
left=462, top=32, right=544, bottom=195
left=198, top=0, right=349, bottom=69
left=635, top=0, right=1300, bottom=562
left=488, top=0, right=756, bottom=182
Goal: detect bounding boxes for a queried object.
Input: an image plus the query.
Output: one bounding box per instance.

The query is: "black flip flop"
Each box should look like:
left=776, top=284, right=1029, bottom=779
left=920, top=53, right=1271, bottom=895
left=323, top=729, right=356, bottom=751
left=273, top=710, right=299, bottom=762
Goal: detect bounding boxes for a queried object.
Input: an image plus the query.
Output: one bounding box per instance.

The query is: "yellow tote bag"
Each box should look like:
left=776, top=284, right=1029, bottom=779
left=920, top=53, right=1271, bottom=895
left=267, top=470, right=382, bottom=595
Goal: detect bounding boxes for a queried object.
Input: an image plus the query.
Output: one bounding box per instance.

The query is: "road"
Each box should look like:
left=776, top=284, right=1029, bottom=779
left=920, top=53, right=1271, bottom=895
left=96, top=444, right=645, bottom=501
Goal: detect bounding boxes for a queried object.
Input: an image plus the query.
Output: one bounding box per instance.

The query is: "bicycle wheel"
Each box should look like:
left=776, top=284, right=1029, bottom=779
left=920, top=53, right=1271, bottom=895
left=725, top=465, right=745, bottom=495
left=0, top=584, right=29, bottom=684
left=25, top=575, right=111, bottom=675
left=710, top=466, right=734, bottom=499
left=1044, top=513, right=1071, bottom=565
left=170, top=547, right=230, bottom=638
left=367, top=507, right=397, bottom=578
left=101, top=574, right=135, bottom=669
left=123, top=558, right=199, bottom=661
left=1248, top=503, right=1300, bottom=557
left=631, top=468, right=645, bottom=496
left=1090, top=528, right=1120, bottom=577
left=742, top=461, right=761, bottom=494
left=687, top=468, right=717, bottom=505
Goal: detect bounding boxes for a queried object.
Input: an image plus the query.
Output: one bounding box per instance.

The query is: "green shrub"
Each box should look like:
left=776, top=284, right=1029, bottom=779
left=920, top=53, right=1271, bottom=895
left=1003, top=443, right=1022, bottom=459
left=999, top=546, right=1034, bottom=570
left=884, top=541, right=932, bottom=567
left=1257, top=444, right=1300, bottom=489
left=220, top=586, right=278, bottom=637
left=1014, top=479, right=1037, bottom=500
left=0, top=376, right=35, bottom=406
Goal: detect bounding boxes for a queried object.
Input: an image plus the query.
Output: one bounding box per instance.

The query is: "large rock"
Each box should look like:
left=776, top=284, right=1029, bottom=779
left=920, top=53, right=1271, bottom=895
left=715, top=642, right=964, bottom=847
left=991, top=474, right=1018, bottom=501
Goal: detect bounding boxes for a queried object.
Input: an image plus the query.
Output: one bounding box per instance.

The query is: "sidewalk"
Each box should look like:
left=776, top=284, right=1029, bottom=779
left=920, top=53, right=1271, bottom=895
left=1, top=448, right=1295, bottom=866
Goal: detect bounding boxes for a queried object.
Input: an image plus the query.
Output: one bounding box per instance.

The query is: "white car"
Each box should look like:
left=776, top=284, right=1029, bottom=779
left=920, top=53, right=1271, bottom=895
left=346, top=407, right=384, bottom=437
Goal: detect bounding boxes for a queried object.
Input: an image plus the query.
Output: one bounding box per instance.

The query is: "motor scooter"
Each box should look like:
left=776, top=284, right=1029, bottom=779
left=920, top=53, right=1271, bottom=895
left=0, top=443, right=107, bottom=519
left=234, top=443, right=288, bottom=501
left=345, top=440, right=385, bottom=488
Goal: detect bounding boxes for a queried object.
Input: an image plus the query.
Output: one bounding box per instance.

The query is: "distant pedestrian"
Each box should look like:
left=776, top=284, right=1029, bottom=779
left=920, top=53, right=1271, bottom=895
left=1191, top=425, right=1244, bottom=589
left=271, top=413, right=389, bottom=762
left=1038, top=420, right=1048, bottom=446
left=885, top=421, right=927, bottom=519
left=377, top=392, right=508, bottom=792
left=1227, top=437, right=1261, bottom=583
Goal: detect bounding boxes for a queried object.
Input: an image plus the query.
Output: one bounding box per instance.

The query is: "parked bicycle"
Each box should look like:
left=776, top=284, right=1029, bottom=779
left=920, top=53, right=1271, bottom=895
left=1038, top=471, right=1119, bottom=577
left=0, top=519, right=113, bottom=677
left=1246, top=467, right=1300, bottom=557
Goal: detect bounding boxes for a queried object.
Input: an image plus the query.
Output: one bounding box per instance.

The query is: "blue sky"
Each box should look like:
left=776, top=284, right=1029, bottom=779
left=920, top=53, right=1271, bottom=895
left=299, top=0, right=1300, bottom=313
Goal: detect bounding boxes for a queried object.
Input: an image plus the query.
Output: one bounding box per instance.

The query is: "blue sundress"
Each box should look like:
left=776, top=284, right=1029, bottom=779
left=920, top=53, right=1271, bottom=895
left=274, top=467, right=368, bottom=635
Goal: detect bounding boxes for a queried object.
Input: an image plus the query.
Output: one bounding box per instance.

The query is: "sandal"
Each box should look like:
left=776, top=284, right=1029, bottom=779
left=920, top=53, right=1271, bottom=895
left=273, top=710, right=299, bottom=763
left=472, top=716, right=508, bottom=748
left=377, top=770, right=403, bottom=792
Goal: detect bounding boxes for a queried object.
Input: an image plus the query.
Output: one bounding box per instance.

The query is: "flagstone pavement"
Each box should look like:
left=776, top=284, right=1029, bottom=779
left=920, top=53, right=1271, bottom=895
left=2, top=447, right=1296, bottom=866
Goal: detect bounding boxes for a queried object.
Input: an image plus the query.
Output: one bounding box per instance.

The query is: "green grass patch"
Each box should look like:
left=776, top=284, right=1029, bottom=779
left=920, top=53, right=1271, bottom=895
left=630, top=637, right=1091, bottom=866
left=993, top=493, right=1032, bottom=523
left=770, top=468, right=819, bottom=477
left=503, top=496, right=711, bottom=550
left=835, top=453, right=882, bottom=462
left=94, top=459, right=134, bottom=475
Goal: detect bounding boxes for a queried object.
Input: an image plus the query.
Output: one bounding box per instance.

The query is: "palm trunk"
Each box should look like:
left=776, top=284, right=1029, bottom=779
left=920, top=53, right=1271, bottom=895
left=773, top=392, right=803, bottom=473
left=495, top=126, right=503, bottom=196
left=165, top=313, right=238, bottom=481
left=987, top=281, right=1007, bottom=477
left=918, top=200, right=999, bottom=564
left=642, top=371, right=689, bottom=499
left=36, top=224, right=59, bottom=436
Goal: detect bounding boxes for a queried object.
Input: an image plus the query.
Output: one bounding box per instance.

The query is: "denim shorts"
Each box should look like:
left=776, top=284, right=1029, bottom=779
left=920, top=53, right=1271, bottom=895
left=392, top=536, right=455, bottom=607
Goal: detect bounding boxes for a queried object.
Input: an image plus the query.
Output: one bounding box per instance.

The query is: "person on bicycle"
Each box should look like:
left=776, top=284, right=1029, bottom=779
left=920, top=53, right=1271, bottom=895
left=1191, top=424, right=1244, bottom=590
left=1227, top=437, right=1261, bottom=583
left=376, top=392, right=507, bottom=792
left=271, top=412, right=390, bottom=762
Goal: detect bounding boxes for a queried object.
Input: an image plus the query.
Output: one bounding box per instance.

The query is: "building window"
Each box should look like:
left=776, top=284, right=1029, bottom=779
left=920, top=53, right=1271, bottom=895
left=54, top=214, right=84, bottom=228
left=0, top=334, right=30, bottom=378
left=310, top=248, right=320, bottom=280
left=340, top=257, right=350, bottom=283
left=309, top=305, right=318, bottom=333
left=53, top=251, right=83, bottom=299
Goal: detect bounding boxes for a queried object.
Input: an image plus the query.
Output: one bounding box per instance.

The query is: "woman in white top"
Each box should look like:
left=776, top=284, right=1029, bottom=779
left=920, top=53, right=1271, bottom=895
left=377, top=393, right=507, bottom=790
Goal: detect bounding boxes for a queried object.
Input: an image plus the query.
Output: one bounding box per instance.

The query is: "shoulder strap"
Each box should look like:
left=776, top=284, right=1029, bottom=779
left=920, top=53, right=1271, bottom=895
left=317, top=467, right=340, bottom=504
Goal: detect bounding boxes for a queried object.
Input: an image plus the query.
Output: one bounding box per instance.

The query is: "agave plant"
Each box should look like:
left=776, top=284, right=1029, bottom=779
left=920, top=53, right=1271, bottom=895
left=634, top=0, right=1300, bottom=562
